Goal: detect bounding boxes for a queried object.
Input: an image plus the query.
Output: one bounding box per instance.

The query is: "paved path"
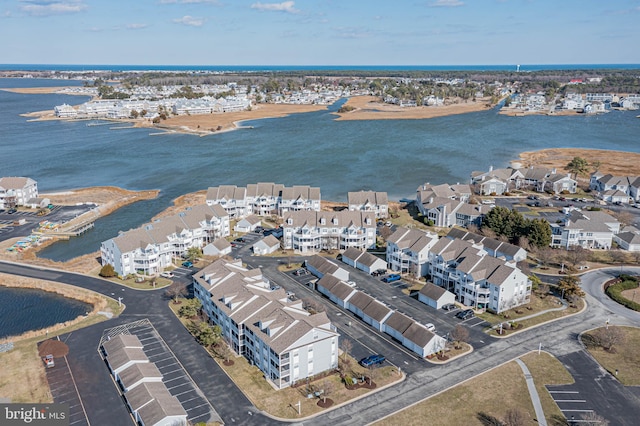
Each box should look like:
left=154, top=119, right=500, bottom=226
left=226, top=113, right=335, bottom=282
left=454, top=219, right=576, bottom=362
left=515, top=358, right=547, bottom=426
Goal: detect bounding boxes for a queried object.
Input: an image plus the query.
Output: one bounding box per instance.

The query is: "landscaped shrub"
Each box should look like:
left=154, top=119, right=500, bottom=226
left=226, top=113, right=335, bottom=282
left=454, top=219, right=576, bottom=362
left=605, top=278, right=640, bottom=312
left=99, top=264, right=116, bottom=277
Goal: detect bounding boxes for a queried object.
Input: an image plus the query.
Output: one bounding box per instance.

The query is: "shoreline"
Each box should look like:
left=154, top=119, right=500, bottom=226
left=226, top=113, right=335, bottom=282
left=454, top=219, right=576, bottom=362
left=513, top=148, right=640, bottom=177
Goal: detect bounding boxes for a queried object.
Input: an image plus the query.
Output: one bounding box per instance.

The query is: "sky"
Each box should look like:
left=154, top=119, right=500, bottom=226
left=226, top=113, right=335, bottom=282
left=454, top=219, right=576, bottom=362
left=0, top=0, right=639, bottom=66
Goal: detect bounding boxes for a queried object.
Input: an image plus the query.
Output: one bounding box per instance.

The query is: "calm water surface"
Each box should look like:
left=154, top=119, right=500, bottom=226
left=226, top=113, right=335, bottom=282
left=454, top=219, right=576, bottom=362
left=1, top=78, right=638, bottom=261
left=0, top=285, right=92, bottom=339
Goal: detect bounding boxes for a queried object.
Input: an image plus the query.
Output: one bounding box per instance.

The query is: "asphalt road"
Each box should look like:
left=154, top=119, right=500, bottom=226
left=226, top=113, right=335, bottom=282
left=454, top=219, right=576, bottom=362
left=2, top=260, right=640, bottom=425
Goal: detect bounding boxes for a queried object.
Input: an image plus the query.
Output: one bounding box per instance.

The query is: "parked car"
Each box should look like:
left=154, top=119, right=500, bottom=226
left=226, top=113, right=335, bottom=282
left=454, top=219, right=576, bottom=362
left=455, top=309, right=474, bottom=320
left=359, top=354, right=385, bottom=367
left=382, top=274, right=401, bottom=283
left=293, top=268, right=309, bottom=276
left=182, top=261, right=193, bottom=268
left=254, top=226, right=264, bottom=233
left=7, top=208, right=17, bottom=214
left=234, top=237, right=246, bottom=243
left=424, top=323, right=436, bottom=332
left=160, top=271, right=174, bottom=278
left=442, top=303, right=456, bottom=311
left=371, top=269, right=387, bottom=277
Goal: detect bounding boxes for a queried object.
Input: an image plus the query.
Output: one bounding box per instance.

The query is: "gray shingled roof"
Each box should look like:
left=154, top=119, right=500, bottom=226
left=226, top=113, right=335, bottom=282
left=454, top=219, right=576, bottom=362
left=347, top=291, right=374, bottom=310
left=348, top=190, right=388, bottom=206
left=384, top=312, right=414, bottom=334
left=107, top=347, right=149, bottom=372
left=283, top=210, right=376, bottom=228
left=362, top=300, right=391, bottom=322
left=102, top=334, right=143, bottom=355
left=118, top=363, right=163, bottom=390
left=418, top=282, right=448, bottom=301
left=0, top=176, right=35, bottom=190
left=402, top=322, right=435, bottom=348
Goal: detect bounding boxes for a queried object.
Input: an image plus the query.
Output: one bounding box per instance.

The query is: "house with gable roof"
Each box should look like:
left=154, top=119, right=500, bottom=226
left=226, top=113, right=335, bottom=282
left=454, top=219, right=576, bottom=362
left=100, top=204, right=230, bottom=277
left=345, top=290, right=393, bottom=331
left=341, top=247, right=387, bottom=274
left=0, top=176, right=38, bottom=208
left=316, top=274, right=357, bottom=308
left=282, top=210, right=376, bottom=253
left=192, top=258, right=339, bottom=389
left=550, top=210, right=620, bottom=249
left=279, top=185, right=321, bottom=214
left=613, top=226, right=640, bottom=252
left=348, top=190, right=389, bottom=218
left=386, top=227, right=438, bottom=277
left=428, top=237, right=531, bottom=313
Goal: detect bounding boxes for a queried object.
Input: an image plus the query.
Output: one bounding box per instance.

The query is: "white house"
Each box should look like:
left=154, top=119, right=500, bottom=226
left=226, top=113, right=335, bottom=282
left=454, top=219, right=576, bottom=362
left=613, top=226, right=640, bottom=252
left=382, top=312, right=446, bottom=357
left=550, top=210, right=620, bottom=250
left=341, top=247, right=387, bottom=274
left=234, top=215, right=261, bottom=233
left=282, top=210, right=376, bottom=253
left=252, top=235, right=281, bottom=255
left=348, top=191, right=389, bottom=218
left=417, top=282, right=456, bottom=309
left=203, top=238, right=232, bottom=257
left=0, top=176, right=38, bottom=208
left=192, top=258, right=339, bottom=389
left=386, top=227, right=438, bottom=277
left=279, top=186, right=321, bottom=214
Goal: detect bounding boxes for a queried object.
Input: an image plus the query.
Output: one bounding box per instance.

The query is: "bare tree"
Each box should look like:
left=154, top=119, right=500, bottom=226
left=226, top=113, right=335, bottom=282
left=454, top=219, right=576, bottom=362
left=614, top=210, right=634, bottom=228
left=450, top=324, right=470, bottom=348
left=564, top=246, right=590, bottom=269
left=536, top=247, right=555, bottom=269
left=591, top=326, right=626, bottom=352
left=321, top=379, right=335, bottom=403
left=367, top=364, right=378, bottom=385
left=164, top=284, right=187, bottom=303
left=610, top=250, right=628, bottom=266
left=340, top=339, right=352, bottom=365
left=517, top=235, right=531, bottom=251
left=379, top=226, right=393, bottom=240
left=480, top=227, right=497, bottom=239
left=216, top=340, right=234, bottom=362
left=503, top=408, right=528, bottom=426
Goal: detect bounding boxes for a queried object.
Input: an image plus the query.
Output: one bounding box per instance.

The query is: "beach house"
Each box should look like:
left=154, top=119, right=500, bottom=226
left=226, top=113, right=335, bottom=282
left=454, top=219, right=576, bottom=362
left=347, top=191, right=389, bottom=218
left=0, top=176, right=38, bottom=209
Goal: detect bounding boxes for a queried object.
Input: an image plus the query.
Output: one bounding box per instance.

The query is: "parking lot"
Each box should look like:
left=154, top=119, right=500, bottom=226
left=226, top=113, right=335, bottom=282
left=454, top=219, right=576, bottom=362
left=0, top=205, right=97, bottom=242
left=39, top=338, right=90, bottom=426
left=100, top=319, right=220, bottom=425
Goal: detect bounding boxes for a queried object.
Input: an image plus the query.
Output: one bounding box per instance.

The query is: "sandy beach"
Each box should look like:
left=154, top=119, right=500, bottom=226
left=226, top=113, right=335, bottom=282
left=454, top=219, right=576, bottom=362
left=1, top=86, right=88, bottom=95
left=333, top=95, right=494, bottom=121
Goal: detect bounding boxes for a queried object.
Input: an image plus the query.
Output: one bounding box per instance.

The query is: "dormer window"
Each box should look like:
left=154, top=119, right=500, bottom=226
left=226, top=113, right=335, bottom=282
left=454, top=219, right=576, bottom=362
left=287, top=218, right=293, bottom=225
left=332, top=218, right=338, bottom=225
left=320, top=217, right=326, bottom=225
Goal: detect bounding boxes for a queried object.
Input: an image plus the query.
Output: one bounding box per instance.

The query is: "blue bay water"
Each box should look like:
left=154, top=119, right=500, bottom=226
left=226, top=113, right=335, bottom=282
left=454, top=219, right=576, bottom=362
left=0, top=286, right=92, bottom=339
left=1, top=78, right=639, bottom=262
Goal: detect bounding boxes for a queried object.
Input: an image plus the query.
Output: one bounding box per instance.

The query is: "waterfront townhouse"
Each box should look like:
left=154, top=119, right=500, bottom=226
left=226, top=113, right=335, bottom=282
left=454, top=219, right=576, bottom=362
left=193, top=258, right=339, bottom=389
left=428, top=237, right=531, bottom=313
left=446, top=228, right=527, bottom=262
left=416, top=183, right=471, bottom=211
left=53, top=103, right=77, bottom=118
left=386, top=227, right=438, bottom=277
left=100, top=204, right=229, bottom=277
left=550, top=210, right=620, bottom=250
left=246, top=183, right=286, bottom=216
left=206, top=185, right=248, bottom=218
left=470, top=167, right=520, bottom=195
left=420, top=196, right=484, bottom=228
left=281, top=211, right=376, bottom=253
left=538, top=173, right=577, bottom=194
left=347, top=191, right=389, bottom=218
left=0, top=176, right=38, bottom=208
left=279, top=186, right=321, bottom=214
left=590, top=173, right=635, bottom=203
left=586, top=93, right=614, bottom=102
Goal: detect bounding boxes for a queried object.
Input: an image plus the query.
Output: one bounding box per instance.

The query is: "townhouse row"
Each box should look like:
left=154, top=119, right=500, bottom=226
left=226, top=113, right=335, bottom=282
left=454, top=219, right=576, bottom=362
left=306, top=256, right=447, bottom=358
left=193, top=258, right=339, bottom=389
left=471, top=166, right=577, bottom=196
left=590, top=172, right=640, bottom=204
left=100, top=204, right=230, bottom=277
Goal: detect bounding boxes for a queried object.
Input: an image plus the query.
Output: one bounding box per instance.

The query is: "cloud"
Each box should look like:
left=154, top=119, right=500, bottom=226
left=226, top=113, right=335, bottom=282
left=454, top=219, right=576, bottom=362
left=251, top=1, right=299, bottom=14
left=126, top=23, right=148, bottom=30
left=173, top=15, right=205, bottom=26
left=20, top=0, right=87, bottom=16
left=429, top=0, right=464, bottom=7
left=160, top=0, right=219, bottom=4
left=333, top=26, right=372, bottom=39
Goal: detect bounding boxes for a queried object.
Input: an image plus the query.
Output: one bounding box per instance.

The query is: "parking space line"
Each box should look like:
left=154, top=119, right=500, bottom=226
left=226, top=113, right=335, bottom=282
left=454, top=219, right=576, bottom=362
left=561, top=409, right=594, bottom=412
left=555, top=399, right=586, bottom=403
left=549, top=390, right=579, bottom=393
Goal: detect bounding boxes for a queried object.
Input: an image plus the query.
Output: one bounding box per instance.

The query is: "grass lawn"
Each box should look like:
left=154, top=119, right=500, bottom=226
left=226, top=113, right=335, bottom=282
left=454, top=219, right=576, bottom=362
left=168, top=299, right=403, bottom=419
left=581, top=326, right=640, bottom=385
left=89, top=270, right=172, bottom=290
left=479, top=293, right=584, bottom=336
left=0, top=297, right=123, bottom=403
left=376, top=352, right=573, bottom=426
left=520, top=352, right=574, bottom=423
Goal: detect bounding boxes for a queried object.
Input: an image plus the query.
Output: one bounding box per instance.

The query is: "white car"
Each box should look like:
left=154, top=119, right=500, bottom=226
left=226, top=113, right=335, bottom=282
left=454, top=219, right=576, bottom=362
left=424, top=323, right=436, bottom=332
left=160, top=271, right=174, bottom=278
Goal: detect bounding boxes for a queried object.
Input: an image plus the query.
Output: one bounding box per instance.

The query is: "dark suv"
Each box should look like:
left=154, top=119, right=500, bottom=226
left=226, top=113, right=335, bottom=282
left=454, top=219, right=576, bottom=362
left=455, top=309, right=474, bottom=320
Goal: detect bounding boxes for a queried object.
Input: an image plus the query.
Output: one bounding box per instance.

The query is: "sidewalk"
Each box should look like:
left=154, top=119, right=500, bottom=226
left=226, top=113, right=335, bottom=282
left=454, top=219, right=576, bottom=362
left=515, top=358, right=547, bottom=426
